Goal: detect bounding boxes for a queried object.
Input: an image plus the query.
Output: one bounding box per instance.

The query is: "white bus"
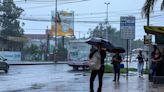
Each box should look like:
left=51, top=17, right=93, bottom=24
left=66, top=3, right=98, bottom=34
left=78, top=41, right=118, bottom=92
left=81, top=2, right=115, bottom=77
left=67, top=40, right=91, bottom=70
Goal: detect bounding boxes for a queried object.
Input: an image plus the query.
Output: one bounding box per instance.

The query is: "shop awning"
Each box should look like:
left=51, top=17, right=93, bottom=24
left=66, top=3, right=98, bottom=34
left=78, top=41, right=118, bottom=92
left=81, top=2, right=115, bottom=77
left=144, top=26, right=164, bottom=35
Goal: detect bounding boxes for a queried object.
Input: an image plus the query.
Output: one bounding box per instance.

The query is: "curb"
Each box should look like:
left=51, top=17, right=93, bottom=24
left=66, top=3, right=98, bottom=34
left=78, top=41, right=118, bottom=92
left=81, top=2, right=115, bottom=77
left=8, top=61, right=67, bottom=65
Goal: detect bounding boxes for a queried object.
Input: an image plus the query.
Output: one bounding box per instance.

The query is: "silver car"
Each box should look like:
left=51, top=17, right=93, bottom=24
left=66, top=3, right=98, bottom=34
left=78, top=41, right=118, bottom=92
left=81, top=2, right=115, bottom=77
left=0, top=56, right=9, bottom=73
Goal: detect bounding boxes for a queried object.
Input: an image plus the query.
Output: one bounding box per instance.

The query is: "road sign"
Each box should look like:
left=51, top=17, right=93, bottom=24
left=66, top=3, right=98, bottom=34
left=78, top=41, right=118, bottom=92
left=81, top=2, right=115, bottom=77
left=120, top=16, right=135, bottom=39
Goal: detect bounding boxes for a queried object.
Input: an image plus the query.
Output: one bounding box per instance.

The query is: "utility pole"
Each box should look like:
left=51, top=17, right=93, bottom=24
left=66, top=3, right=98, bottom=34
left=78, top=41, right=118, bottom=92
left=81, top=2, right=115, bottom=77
left=55, top=0, right=57, bottom=49
left=46, top=29, right=50, bottom=61
left=147, top=8, right=152, bottom=81
left=54, top=0, right=58, bottom=62
left=104, top=2, right=110, bottom=40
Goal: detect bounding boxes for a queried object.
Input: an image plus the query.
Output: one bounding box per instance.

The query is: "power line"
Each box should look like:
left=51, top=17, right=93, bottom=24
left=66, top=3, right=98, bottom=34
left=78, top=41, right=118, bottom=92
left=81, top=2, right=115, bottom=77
left=19, top=14, right=164, bottom=23
left=14, top=0, right=92, bottom=11
left=1, top=11, right=163, bottom=24
left=21, top=10, right=163, bottom=18
left=14, top=0, right=91, bottom=4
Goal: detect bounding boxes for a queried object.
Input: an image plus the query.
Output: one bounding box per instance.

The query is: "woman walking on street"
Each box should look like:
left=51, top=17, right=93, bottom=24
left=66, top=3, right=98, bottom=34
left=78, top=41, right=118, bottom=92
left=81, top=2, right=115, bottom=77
left=89, top=45, right=106, bottom=92
left=137, top=50, right=145, bottom=77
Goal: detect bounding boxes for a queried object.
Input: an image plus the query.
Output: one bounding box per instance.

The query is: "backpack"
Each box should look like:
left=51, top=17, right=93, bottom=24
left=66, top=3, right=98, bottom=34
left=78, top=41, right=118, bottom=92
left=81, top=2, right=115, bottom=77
left=137, top=54, right=144, bottom=63
left=89, top=51, right=101, bottom=70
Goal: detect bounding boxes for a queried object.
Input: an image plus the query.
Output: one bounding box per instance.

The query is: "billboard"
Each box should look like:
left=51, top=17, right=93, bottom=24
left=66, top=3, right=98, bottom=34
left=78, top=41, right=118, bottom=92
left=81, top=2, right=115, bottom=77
left=51, top=11, right=74, bottom=36
left=120, top=16, right=135, bottom=39
left=0, top=51, right=21, bottom=61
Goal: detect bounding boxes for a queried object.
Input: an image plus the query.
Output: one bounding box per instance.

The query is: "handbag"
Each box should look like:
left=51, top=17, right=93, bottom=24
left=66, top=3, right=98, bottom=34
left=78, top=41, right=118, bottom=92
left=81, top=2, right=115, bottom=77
left=119, top=63, right=124, bottom=68
left=89, top=51, right=101, bottom=70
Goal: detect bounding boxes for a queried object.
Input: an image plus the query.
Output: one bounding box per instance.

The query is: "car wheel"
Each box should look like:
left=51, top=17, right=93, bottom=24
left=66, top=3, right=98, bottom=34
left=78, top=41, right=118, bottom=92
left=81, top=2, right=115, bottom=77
left=73, top=66, right=78, bottom=70
left=4, top=70, right=8, bottom=73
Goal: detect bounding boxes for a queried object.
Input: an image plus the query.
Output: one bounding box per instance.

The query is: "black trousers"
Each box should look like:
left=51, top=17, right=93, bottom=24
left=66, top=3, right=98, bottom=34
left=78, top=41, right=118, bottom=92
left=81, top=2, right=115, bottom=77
left=90, top=65, right=104, bottom=92
left=113, top=64, right=120, bottom=81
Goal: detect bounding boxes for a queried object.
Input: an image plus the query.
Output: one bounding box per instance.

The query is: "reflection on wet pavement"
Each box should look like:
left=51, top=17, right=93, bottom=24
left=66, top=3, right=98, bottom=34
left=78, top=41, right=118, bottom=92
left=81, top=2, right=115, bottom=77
left=0, top=64, right=164, bottom=92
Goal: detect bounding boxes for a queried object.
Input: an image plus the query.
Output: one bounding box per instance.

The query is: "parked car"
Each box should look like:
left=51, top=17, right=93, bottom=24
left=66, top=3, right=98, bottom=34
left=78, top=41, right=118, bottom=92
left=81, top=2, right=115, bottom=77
left=0, top=56, right=9, bottom=73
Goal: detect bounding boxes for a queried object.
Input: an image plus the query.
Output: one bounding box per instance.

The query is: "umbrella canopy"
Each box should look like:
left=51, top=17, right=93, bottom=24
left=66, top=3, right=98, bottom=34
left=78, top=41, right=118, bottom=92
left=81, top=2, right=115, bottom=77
left=132, top=48, right=146, bottom=52
left=110, top=47, right=125, bottom=53
left=85, top=37, right=115, bottom=51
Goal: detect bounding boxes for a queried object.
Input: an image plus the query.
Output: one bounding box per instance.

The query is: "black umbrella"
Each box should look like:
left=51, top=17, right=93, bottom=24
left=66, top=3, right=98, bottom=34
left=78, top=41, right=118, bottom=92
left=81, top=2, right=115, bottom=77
left=85, top=37, right=115, bottom=51
left=110, top=47, right=125, bottom=53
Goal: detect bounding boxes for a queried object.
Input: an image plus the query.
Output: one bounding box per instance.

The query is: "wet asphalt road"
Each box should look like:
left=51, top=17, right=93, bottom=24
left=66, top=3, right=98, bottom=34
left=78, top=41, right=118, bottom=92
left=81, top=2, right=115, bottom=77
left=1, top=63, right=164, bottom=92
left=0, top=64, right=87, bottom=92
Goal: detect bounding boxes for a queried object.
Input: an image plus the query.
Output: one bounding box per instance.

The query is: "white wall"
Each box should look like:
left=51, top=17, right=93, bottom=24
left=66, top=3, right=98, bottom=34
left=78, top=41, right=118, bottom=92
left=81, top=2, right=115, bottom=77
left=0, top=51, right=21, bottom=61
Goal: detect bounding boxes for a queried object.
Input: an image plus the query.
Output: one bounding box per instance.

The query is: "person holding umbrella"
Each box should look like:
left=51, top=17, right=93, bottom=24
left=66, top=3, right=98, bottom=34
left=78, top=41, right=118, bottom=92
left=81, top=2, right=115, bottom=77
left=86, top=37, right=113, bottom=92
left=111, top=47, right=124, bottom=82
left=89, top=44, right=106, bottom=92
left=136, top=50, right=145, bottom=77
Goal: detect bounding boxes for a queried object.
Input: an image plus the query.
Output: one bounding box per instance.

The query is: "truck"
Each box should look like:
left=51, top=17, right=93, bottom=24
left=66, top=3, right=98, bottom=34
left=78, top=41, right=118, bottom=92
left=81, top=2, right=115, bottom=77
left=67, top=40, right=91, bottom=70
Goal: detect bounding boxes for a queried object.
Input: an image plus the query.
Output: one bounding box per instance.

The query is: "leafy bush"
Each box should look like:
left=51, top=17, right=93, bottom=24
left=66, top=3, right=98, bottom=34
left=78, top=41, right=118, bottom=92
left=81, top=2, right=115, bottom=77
left=143, top=69, right=149, bottom=74
left=104, top=64, right=137, bottom=73
left=104, top=64, right=113, bottom=73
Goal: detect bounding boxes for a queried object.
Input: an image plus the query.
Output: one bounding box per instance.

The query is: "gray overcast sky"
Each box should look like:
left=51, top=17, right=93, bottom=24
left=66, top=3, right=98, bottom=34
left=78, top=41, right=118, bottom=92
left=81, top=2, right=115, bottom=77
left=14, top=0, right=164, bottom=40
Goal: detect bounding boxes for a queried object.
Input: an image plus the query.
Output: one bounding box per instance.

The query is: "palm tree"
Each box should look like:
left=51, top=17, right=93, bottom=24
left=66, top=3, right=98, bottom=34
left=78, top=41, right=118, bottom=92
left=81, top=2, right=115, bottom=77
left=142, top=0, right=164, bottom=18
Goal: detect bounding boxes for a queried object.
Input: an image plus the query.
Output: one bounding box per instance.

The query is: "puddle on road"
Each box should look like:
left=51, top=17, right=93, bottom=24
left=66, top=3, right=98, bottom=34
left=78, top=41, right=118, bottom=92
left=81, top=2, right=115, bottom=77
left=74, top=77, right=80, bottom=80
left=5, top=89, right=25, bottom=92
left=30, top=83, right=46, bottom=89
left=74, top=73, right=82, bottom=76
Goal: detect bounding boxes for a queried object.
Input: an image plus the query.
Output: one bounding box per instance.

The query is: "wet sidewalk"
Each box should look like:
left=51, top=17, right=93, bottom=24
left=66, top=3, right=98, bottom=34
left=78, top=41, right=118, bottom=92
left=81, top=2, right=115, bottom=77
left=28, top=73, right=164, bottom=92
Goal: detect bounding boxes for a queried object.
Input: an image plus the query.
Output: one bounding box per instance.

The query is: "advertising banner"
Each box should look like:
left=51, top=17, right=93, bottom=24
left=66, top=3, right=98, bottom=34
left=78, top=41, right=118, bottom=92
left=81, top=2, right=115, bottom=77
left=51, top=11, right=74, bottom=36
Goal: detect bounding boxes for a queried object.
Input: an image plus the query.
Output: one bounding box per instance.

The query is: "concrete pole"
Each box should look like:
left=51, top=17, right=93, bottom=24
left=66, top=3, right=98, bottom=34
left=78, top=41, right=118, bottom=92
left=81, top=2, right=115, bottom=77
left=104, top=2, right=110, bottom=40
left=54, top=0, right=58, bottom=62
left=46, top=29, right=50, bottom=61
left=147, top=8, right=152, bottom=81
left=55, top=0, right=57, bottom=49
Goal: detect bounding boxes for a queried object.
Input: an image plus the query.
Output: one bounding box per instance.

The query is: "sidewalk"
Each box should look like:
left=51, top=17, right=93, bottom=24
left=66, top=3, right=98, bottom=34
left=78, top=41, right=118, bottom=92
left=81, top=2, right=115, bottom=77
left=29, top=73, right=164, bottom=92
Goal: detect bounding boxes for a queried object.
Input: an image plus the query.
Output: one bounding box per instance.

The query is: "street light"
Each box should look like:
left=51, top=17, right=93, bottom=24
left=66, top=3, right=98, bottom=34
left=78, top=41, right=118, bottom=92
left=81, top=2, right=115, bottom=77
left=104, top=2, right=110, bottom=40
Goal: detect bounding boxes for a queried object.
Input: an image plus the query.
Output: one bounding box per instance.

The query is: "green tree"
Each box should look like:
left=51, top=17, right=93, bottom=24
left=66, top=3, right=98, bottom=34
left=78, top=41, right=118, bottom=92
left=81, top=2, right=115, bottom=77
left=142, top=0, right=164, bottom=18
left=22, top=44, right=42, bottom=61
left=0, top=0, right=24, bottom=37
left=89, top=24, right=144, bottom=50
left=132, top=39, right=144, bottom=49
left=53, top=44, right=68, bottom=61
left=90, top=23, right=115, bottom=39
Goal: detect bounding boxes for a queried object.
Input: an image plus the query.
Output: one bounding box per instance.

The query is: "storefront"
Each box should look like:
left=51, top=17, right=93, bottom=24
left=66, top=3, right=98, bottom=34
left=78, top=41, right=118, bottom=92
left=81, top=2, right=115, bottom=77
left=144, top=26, right=164, bottom=84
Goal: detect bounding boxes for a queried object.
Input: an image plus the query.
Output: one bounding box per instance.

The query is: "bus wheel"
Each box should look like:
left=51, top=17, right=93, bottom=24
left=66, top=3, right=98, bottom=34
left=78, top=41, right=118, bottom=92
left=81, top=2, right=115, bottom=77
left=73, top=66, right=78, bottom=70
left=82, top=66, right=85, bottom=70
